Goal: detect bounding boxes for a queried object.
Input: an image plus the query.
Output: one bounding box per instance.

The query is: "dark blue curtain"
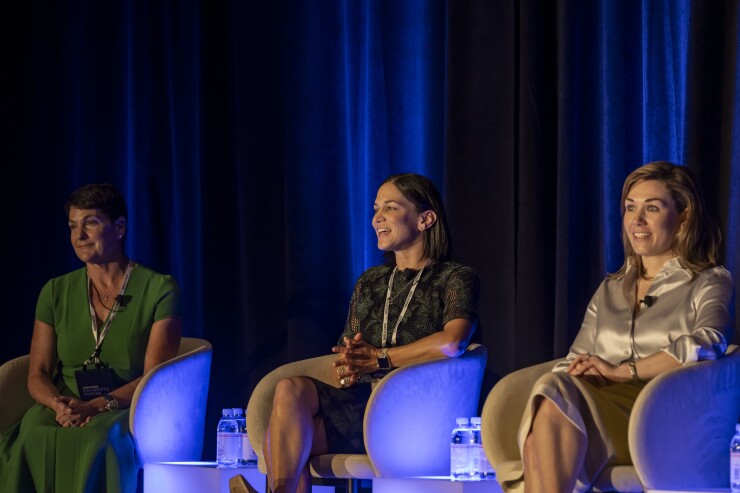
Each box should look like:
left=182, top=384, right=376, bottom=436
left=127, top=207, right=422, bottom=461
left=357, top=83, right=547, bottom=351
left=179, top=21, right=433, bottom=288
left=3, top=0, right=739, bottom=459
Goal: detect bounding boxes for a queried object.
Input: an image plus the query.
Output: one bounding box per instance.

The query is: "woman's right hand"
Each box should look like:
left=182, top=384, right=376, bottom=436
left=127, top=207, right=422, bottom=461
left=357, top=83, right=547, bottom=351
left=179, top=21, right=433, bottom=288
left=51, top=395, right=78, bottom=427
left=332, top=332, right=377, bottom=387
left=568, top=353, right=631, bottom=384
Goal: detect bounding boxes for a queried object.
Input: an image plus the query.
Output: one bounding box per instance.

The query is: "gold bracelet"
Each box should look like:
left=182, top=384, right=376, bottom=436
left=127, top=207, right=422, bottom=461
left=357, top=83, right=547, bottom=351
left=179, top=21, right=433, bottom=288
left=628, top=360, right=640, bottom=382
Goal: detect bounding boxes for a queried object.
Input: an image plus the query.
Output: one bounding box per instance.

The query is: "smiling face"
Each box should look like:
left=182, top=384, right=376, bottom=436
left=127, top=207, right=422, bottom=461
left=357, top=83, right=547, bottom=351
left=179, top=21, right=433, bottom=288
left=623, top=179, right=685, bottom=268
left=68, top=207, right=126, bottom=264
left=372, top=182, right=430, bottom=262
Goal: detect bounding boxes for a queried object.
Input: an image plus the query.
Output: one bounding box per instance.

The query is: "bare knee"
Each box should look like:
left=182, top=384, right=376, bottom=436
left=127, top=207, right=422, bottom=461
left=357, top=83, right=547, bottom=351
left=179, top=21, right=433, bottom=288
left=528, top=398, right=569, bottom=446
left=272, top=377, right=318, bottom=418
left=532, top=398, right=563, bottom=426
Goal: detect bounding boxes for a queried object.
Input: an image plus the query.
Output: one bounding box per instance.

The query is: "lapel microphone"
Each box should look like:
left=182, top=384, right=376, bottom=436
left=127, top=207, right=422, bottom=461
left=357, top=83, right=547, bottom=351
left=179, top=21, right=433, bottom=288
left=641, top=295, right=656, bottom=307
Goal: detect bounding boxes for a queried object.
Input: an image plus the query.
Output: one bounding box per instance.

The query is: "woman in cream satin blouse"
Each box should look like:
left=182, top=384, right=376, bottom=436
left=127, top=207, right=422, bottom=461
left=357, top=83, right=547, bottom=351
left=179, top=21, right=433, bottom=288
left=514, top=162, right=733, bottom=493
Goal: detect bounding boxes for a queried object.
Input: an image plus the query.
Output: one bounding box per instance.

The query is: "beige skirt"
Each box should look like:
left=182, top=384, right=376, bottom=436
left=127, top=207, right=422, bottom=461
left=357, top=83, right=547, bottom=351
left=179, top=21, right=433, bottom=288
left=498, top=372, right=645, bottom=493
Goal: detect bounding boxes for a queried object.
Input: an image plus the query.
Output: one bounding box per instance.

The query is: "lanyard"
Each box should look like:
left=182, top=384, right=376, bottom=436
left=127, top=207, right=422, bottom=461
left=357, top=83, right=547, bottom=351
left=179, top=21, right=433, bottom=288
left=85, top=261, right=133, bottom=366
left=381, top=265, right=425, bottom=348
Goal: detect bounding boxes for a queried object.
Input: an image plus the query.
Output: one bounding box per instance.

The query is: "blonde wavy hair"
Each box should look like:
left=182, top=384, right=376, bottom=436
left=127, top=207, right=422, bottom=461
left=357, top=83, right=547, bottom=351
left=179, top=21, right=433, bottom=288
left=611, top=161, right=721, bottom=279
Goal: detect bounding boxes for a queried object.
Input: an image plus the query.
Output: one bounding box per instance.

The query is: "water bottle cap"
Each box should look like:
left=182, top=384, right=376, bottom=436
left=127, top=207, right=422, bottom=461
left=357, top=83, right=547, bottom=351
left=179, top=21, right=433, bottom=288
left=736, top=423, right=740, bottom=432
left=232, top=408, right=243, bottom=415
left=471, top=417, right=482, bottom=424
left=222, top=408, right=233, bottom=415
left=456, top=417, right=469, bottom=425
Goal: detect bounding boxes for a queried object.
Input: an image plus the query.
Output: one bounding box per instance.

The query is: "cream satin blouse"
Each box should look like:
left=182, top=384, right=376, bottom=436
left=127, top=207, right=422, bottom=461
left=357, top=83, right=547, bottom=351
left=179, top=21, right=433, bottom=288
left=554, top=257, right=734, bottom=371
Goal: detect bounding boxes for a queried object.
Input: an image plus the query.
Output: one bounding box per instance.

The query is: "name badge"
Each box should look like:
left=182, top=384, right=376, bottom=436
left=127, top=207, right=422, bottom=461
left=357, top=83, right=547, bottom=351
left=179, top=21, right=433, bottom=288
left=74, top=367, right=116, bottom=400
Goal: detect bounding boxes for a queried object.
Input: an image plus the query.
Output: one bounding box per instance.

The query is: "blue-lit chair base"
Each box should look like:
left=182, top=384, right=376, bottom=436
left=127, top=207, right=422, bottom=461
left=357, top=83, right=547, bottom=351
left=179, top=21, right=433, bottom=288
left=130, top=337, right=213, bottom=464
left=247, top=344, right=488, bottom=490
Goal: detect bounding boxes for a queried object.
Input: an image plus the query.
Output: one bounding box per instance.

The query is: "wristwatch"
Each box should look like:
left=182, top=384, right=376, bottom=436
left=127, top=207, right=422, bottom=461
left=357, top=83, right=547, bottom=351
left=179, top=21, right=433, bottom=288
left=102, top=394, right=119, bottom=412
left=377, top=347, right=392, bottom=371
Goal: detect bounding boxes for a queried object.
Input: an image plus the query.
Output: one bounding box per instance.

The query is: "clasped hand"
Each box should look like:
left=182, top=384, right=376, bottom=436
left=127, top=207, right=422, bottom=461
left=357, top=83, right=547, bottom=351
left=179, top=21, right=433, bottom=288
left=567, top=353, right=624, bottom=384
left=53, top=395, right=101, bottom=428
left=331, top=333, right=378, bottom=388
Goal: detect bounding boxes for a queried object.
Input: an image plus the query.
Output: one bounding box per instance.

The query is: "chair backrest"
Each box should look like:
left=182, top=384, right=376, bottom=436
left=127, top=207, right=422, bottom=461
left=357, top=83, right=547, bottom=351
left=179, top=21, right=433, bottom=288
left=0, top=354, right=34, bottom=435
left=364, top=344, right=488, bottom=478
left=129, top=337, right=213, bottom=464
left=629, top=347, right=740, bottom=489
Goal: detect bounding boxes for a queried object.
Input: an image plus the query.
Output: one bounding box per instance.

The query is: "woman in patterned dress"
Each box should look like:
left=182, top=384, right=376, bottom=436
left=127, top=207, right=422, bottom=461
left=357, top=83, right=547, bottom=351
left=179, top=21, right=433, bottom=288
left=263, top=173, right=480, bottom=493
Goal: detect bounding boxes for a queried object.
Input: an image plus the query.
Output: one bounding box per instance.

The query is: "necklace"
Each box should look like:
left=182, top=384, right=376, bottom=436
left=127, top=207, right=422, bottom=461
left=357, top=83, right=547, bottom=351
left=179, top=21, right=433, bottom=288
left=388, top=273, right=421, bottom=304
left=91, top=283, right=116, bottom=310
left=381, top=264, right=426, bottom=347
left=382, top=263, right=427, bottom=347
left=89, top=260, right=131, bottom=310
left=85, top=261, right=134, bottom=367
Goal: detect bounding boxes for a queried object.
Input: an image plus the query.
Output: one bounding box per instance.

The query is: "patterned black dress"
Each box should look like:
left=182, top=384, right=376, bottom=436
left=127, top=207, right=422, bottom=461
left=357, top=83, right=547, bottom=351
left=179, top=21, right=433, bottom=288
left=311, top=261, right=479, bottom=453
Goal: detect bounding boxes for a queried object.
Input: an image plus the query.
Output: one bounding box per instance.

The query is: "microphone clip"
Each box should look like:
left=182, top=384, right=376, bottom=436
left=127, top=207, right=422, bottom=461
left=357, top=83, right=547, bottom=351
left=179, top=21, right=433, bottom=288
left=640, top=295, right=656, bottom=307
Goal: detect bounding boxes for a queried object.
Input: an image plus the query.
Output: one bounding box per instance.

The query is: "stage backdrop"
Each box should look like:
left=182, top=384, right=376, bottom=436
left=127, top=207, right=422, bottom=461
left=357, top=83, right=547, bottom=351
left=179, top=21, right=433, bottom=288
left=2, top=0, right=739, bottom=459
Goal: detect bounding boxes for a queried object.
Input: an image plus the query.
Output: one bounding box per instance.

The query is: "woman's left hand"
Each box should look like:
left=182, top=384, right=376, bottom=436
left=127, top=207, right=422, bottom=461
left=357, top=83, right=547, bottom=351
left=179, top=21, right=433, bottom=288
left=567, top=354, right=627, bottom=383
left=332, top=333, right=379, bottom=386
left=55, top=395, right=105, bottom=427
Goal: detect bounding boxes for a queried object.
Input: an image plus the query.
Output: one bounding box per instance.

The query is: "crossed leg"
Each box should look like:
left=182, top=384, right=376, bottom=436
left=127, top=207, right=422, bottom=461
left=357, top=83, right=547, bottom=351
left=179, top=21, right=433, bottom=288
left=523, top=397, right=586, bottom=493
left=264, top=376, right=329, bottom=493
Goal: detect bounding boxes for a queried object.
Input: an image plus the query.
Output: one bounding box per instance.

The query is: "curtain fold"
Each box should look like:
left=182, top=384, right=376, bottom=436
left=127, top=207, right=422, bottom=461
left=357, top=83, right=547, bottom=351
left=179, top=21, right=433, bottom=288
left=2, top=0, right=739, bottom=457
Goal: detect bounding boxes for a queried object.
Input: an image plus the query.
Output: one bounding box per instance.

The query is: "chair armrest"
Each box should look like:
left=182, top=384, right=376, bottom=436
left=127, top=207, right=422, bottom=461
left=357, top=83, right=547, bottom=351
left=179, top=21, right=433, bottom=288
left=629, top=348, right=740, bottom=490
left=481, top=359, right=562, bottom=470
left=129, top=338, right=213, bottom=464
left=247, top=354, right=337, bottom=472
left=363, top=344, right=488, bottom=478
left=0, top=355, right=35, bottom=435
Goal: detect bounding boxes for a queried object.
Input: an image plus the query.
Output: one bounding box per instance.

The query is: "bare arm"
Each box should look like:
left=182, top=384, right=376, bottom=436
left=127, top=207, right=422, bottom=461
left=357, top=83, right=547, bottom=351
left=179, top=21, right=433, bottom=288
left=63, top=316, right=182, bottom=426
left=384, top=318, right=474, bottom=366
left=105, top=314, right=182, bottom=408
left=28, top=320, right=63, bottom=410
left=331, top=317, right=475, bottom=379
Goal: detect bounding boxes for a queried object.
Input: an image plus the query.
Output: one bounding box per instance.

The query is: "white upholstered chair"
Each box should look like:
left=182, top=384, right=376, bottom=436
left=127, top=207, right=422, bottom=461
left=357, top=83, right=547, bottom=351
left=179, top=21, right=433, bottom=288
left=247, top=344, right=488, bottom=487
left=481, top=346, right=740, bottom=492
left=0, top=337, right=213, bottom=465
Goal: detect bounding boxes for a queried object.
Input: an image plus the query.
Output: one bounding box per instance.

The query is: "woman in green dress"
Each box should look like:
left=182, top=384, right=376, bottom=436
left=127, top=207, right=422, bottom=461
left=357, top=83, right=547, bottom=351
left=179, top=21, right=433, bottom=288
left=0, top=184, right=182, bottom=492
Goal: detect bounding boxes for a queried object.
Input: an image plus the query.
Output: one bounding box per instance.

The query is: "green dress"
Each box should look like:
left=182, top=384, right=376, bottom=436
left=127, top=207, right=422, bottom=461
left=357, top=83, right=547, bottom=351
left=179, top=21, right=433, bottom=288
left=0, top=263, right=180, bottom=493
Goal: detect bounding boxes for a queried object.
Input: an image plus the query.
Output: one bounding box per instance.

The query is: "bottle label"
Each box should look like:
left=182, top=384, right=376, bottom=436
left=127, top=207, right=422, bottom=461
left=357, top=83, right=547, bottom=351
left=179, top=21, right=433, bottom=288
left=731, top=451, right=740, bottom=485
left=217, top=432, right=241, bottom=464
left=451, top=443, right=469, bottom=479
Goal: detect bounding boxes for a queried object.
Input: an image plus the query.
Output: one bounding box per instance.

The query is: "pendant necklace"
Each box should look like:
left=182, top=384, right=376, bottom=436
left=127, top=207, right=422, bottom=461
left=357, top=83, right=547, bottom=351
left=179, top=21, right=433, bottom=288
left=382, top=262, right=427, bottom=347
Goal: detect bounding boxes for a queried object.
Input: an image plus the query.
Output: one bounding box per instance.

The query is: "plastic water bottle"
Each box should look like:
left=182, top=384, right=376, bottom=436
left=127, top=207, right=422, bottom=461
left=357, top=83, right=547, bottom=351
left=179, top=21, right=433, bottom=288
left=232, top=408, right=248, bottom=467
left=470, top=417, right=494, bottom=480
left=217, top=408, right=241, bottom=468
left=731, top=424, right=740, bottom=492
left=232, top=408, right=258, bottom=467
left=468, top=417, right=482, bottom=480
left=243, top=407, right=258, bottom=466
left=451, top=417, right=472, bottom=480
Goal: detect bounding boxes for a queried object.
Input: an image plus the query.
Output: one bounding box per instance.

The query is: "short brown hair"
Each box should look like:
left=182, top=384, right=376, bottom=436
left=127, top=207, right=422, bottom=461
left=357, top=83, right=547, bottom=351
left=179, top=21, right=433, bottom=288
left=612, top=161, right=720, bottom=278
left=65, top=183, right=128, bottom=224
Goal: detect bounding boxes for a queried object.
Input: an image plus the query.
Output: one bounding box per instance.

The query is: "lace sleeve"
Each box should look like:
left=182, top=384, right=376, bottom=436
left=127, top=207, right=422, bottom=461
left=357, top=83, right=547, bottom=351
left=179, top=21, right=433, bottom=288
left=442, top=265, right=479, bottom=326
left=337, top=278, right=363, bottom=345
